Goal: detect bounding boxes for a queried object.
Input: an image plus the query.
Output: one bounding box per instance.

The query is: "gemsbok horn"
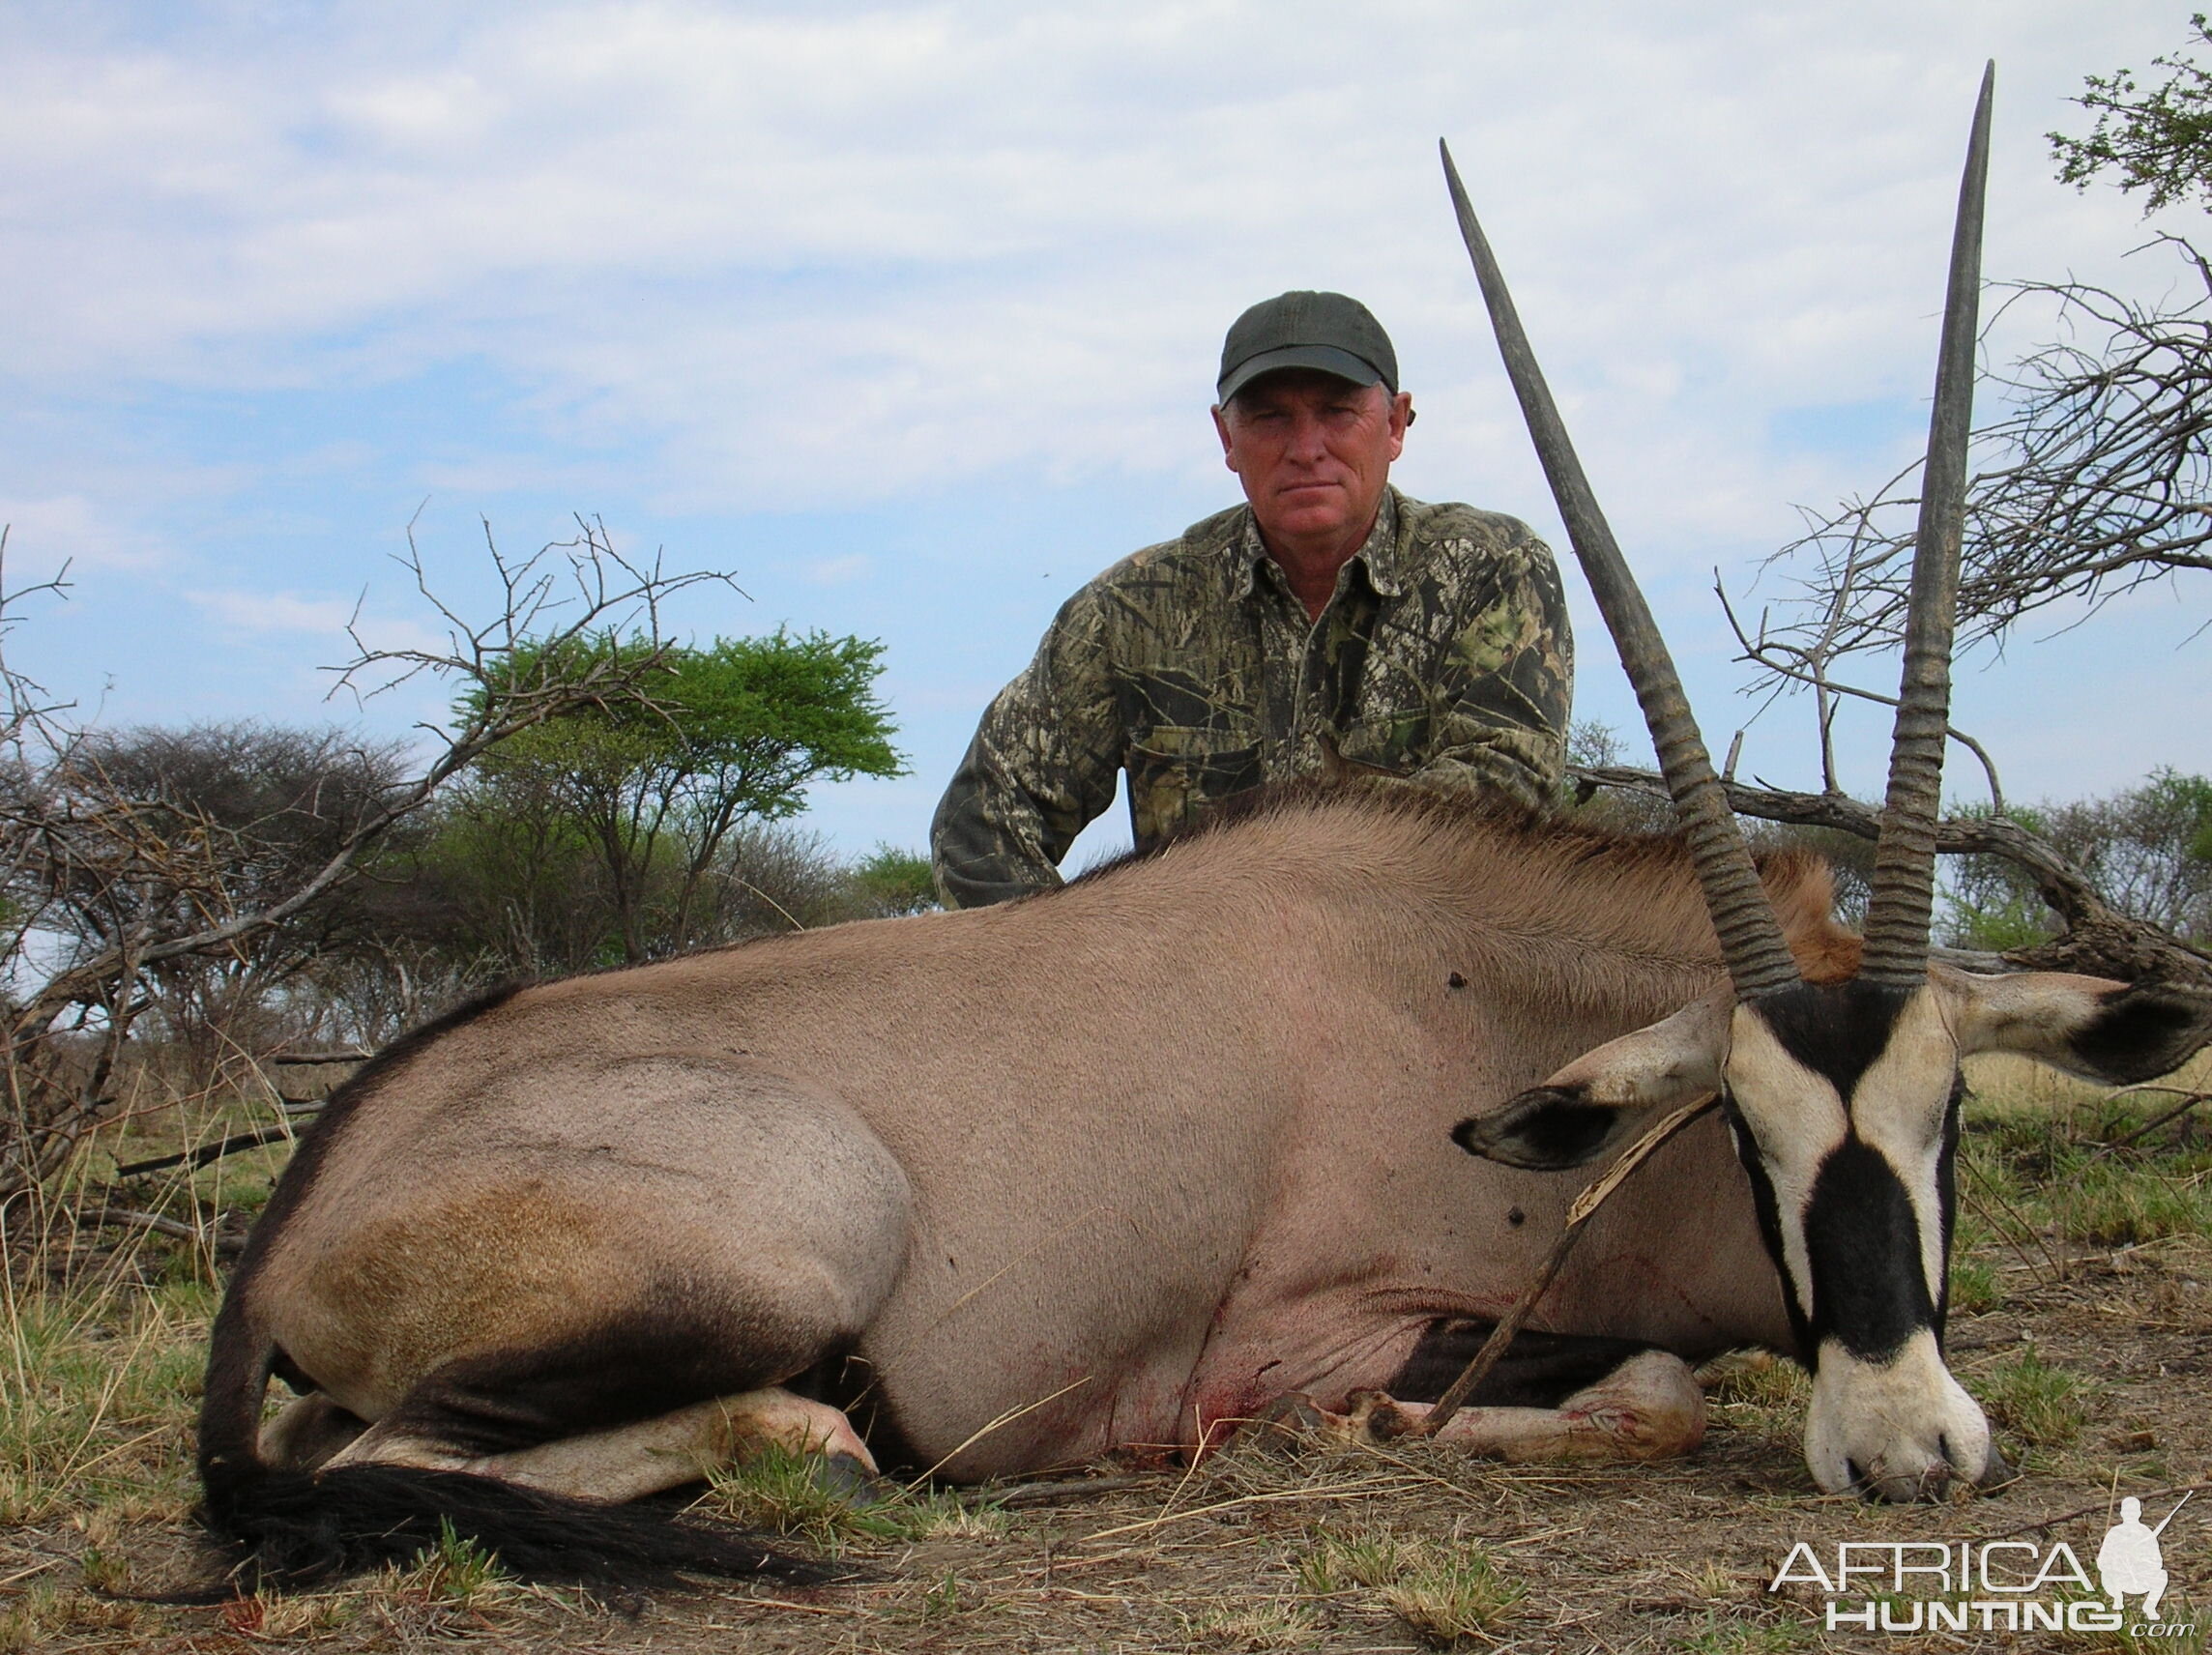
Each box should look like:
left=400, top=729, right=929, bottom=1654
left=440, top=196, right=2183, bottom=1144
left=1442, top=67, right=2183, bottom=1499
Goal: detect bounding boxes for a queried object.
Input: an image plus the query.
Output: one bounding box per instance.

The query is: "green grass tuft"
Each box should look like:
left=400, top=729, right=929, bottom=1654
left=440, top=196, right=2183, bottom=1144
left=1295, top=1527, right=1409, bottom=1594
left=699, top=1443, right=1004, bottom=1554
left=1381, top=1545, right=1524, bottom=1647
left=1970, top=1346, right=2087, bottom=1447
left=1183, top=1595, right=1321, bottom=1649
left=1294, top=1527, right=1522, bottom=1646
left=1674, top=1611, right=1814, bottom=1652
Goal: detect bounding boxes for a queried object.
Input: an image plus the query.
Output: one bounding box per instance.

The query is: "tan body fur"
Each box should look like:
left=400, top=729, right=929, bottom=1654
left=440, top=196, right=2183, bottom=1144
left=230, top=789, right=1821, bottom=1489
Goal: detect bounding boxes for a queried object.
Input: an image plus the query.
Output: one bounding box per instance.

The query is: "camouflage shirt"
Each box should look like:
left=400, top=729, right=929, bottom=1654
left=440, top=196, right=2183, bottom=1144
left=930, top=487, right=1573, bottom=908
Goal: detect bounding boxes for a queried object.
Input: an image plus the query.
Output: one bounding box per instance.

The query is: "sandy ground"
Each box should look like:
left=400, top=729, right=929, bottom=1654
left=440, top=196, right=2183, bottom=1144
left=17, top=1224, right=2204, bottom=1655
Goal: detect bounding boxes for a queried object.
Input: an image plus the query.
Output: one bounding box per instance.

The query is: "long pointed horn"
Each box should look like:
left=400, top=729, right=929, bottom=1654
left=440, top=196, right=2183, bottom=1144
left=1858, top=64, right=1994, bottom=987
left=1441, top=140, right=1800, bottom=1001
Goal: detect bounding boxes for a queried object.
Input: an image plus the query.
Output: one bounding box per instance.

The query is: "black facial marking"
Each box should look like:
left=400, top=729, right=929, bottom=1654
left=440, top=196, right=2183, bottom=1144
left=1802, top=1138, right=1936, bottom=1364
left=1726, top=983, right=1970, bottom=1372
left=1388, top=1321, right=1657, bottom=1408
left=1447, top=971, right=1468, bottom=989
left=2073, top=983, right=2212, bottom=1084
left=1933, top=1073, right=1963, bottom=1338
left=1748, top=979, right=1914, bottom=1098
left=1724, top=1097, right=1816, bottom=1364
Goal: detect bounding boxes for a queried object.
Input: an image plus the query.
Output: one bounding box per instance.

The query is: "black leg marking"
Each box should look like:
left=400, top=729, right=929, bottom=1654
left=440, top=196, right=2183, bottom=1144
left=1388, top=1321, right=1658, bottom=1408
left=378, top=1287, right=820, bottom=1461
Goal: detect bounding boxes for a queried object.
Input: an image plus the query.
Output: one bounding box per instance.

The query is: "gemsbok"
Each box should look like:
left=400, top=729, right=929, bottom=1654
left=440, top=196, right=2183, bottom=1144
left=197, top=66, right=2211, bottom=1585
left=1439, top=63, right=2207, bottom=1501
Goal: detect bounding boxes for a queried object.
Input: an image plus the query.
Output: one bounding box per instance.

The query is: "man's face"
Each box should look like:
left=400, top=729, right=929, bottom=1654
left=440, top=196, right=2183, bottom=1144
left=1212, top=371, right=1413, bottom=550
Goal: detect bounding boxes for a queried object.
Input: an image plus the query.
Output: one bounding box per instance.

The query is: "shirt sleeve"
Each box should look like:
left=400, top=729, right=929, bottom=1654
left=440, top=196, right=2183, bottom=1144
left=929, top=584, right=1126, bottom=909
left=1408, top=526, right=1574, bottom=811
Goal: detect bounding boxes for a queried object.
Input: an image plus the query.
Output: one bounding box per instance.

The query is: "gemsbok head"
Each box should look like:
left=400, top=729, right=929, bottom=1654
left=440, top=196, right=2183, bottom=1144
left=1444, top=66, right=2212, bottom=1500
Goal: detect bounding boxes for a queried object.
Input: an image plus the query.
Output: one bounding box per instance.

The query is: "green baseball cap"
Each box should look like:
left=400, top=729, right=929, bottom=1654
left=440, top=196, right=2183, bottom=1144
left=1216, top=290, right=1399, bottom=405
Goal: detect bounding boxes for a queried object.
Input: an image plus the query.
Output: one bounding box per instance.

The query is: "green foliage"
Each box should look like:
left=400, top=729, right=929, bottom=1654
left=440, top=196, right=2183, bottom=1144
left=467, top=627, right=902, bottom=820
left=456, top=627, right=904, bottom=961
left=849, top=844, right=940, bottom=916
left=1939, top=769, right=2212, bottom=949
left=2052, top=14, right=2212, bottom=213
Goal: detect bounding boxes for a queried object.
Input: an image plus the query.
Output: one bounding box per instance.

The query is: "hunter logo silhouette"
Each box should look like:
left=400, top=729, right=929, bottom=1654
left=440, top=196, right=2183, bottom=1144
left=2097, top=1493, right=2189, bottom=1621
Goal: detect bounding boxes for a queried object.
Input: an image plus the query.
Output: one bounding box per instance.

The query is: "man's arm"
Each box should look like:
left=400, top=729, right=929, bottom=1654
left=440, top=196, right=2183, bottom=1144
left=1408, top=526, right=1574, bottom=809
left=930, top=588, right=1125, bottom=909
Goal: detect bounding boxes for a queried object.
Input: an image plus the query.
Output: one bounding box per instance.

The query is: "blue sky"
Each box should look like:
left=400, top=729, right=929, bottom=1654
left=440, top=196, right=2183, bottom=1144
left=3, top=0, right=2205, bottom=872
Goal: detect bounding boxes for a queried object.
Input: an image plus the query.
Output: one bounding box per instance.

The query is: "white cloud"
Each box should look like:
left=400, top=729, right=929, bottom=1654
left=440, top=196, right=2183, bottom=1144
left=188, top=589, right=360, bottom=635
left=0, top=495, right=171, bottom=573
left=802, top=554, right=873, bottom=585
left=0, top=0, right=2200, bottom=835
left=3, top=1, right=2189, bottom=527
left=185, top=587, right=449, bottom=659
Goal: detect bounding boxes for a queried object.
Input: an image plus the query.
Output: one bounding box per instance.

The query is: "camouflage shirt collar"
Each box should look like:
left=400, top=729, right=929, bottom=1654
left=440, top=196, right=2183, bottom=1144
left=1228, top=487, right=1408, bottom=602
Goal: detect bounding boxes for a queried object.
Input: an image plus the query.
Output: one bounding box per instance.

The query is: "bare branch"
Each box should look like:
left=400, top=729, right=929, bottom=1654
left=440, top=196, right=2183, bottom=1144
left=1756, top=236, right=2212, bottom=672
left=1714, top=575, right=2008, bottom=811
left=0, top=516, right=742, bottom=1201
left=1568, top=762, right=2212, bottom=990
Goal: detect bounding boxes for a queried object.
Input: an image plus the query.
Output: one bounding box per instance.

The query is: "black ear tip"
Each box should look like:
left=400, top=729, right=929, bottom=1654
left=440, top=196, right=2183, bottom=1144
left=1455, top=1085, right=1618, bottom=1171
left=2080, top=980, right=2212, bottom=1082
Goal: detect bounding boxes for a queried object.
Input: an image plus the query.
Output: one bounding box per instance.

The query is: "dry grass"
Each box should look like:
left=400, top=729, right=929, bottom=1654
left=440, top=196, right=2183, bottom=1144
left=0, top=1060, right=2205, bottom=1650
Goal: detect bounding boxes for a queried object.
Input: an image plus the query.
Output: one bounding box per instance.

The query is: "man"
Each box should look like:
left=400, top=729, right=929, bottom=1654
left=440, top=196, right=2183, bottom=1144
left=931, top=289, right=1572, bottom=909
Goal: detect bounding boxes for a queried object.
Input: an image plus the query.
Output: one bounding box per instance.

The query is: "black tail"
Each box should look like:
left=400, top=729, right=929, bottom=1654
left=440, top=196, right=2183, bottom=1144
left=200, top=1457, right=834, bottom=1591
left=197, top=1287, right=831, bottom=1591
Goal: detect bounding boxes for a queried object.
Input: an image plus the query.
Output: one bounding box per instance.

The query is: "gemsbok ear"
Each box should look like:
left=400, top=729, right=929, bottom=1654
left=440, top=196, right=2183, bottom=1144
left=1940, top=966, right=2212, bottom=1086
left=1454, top=989, right=1731, bottom=1169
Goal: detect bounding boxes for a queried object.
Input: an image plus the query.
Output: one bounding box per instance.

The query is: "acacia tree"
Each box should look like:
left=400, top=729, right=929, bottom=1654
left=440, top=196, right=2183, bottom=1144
left=463, top=628, right=904, bottom=963
left=2052, top=13, right=2212, bottom=211
left=0, top=516, right=739, bottom=1205
left=1942, top=769, right=2212, bottom=951
left=45, top=723, right=417, bottom=1081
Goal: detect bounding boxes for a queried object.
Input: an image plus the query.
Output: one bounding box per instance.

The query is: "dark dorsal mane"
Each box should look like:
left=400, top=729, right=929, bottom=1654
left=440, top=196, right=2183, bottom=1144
left=1065, top=774, right=1859, bottom=985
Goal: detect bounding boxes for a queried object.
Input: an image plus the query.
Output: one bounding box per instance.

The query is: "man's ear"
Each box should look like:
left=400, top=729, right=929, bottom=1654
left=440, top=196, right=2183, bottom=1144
left=1212, top=403, right=1237, bottom=469
left=1452, top=989, right=1731, bottom=1171
left=1387, top=391, right=1413, bottom=456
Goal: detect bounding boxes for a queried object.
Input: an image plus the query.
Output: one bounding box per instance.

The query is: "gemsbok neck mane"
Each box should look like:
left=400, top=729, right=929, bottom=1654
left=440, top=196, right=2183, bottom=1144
left=1072, top=776, right=1861, bottom=990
